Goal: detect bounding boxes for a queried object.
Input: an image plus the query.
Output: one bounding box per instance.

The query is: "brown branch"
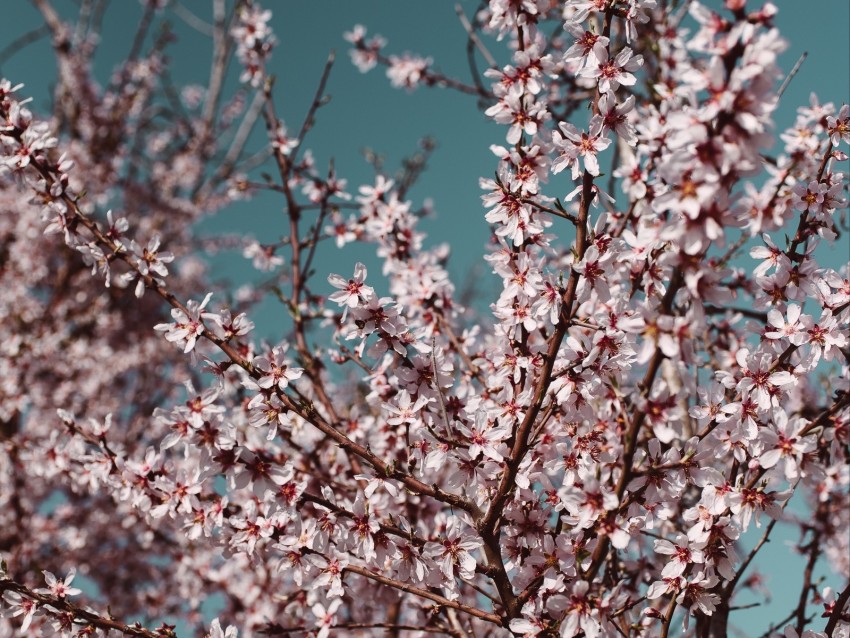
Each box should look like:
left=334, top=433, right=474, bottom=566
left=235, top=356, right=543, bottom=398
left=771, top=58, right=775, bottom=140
left=437, top=315, right=483, bottom=382
left=263, top=623, right=456, bottom=636
left=299, top=492, right=429, bottom=550
left=584, top=269, right=684, bottom=582
left=476, top=170, right=595, bottom=620
left=0, top=579, right=173, bottom=637
left=660, top=596, right=677, bottom=638
left=521, top=197, right=579, bottom=224
left=723, top=517, right=779, bottom=598
left=481, top=169, right=593, bottom=533
left=787, top=141, right=835, bottom=262
left=172, top=1, right=215, bottom=36
left=824, top=581, right=850, bottom=637
left=30, top=0, right=66, bottom=43
left=704, top=304, right=768, bottom=322
left=343, top=565, right=502, bottom=626
left=799, top=394, right=850, bottom=437
left=795, top=531, right=822, bottom=634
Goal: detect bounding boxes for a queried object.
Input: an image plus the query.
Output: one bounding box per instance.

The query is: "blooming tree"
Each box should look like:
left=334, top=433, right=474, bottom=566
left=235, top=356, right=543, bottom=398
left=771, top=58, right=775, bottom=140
left=0, top=0, right=848, bottom=637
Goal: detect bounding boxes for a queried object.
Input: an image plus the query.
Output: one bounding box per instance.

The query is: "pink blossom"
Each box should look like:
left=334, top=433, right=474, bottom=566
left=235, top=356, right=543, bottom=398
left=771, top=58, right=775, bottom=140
left=37, top=569, right=82, bottom=599
left=154, top=293, right=213, bottom=353
left=654, top=533, right=705, bottom=578
left=208, top=618, right=238, bottom=638
left=552, top=122, right=612, bottom=179
left=328, top=262, right=374, bottom=309
left=826, top=103, right=850, bottom=145
left=580, top=46, right=644, bottom=94
left=252, top=345, right=304, bottom=390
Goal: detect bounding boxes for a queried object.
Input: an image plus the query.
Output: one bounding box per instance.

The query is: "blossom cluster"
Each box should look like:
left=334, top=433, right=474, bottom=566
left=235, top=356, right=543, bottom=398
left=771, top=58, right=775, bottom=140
left=0, top=1, right=848, bottom=638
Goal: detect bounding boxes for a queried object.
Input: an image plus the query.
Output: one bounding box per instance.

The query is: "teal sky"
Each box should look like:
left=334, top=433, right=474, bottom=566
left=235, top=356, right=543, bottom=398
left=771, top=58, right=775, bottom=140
left=1, top=1, right=848, bottom=635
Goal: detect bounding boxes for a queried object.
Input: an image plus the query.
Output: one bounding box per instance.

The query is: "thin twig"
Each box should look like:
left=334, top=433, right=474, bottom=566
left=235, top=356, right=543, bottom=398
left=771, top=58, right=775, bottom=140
left=778, top=51, right=807, bottom=99
left=521, top=197, right=579, bottom=224
left=758, top=607, right=799, bottom=638
left=0, top=579, right=171, bottom=637
left=455, top=4, right=496, bottom=68
left=795, top=530, right=822, bottom=633
left=126, top=0, right=156, bottom=63
left=172, top=1, right=215, bottom=36
left=0, top=24, right=50, bottom=72
left=431, top=336, right=455, bottom=441
left=343, top=565, right=502, bottom=625
left=290, top=51, right=336, bottom=166
left=200, top=87, right=267, bottom=198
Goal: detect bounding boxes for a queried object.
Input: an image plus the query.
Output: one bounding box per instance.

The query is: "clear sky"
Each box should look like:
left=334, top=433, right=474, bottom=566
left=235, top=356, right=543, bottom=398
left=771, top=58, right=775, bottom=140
left=1, top=0, right=848, bottom=634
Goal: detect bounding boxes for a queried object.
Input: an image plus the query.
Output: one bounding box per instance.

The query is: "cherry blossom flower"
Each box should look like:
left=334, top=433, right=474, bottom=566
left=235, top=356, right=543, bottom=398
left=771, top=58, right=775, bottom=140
left=751, top=235, right=791, bottom=277
left=346, top=494, right=380, bottom=562
left=591, top=93, right=637, bottom=145
left=485, top=93, right=548, bottom=145
left=654, top=533, right=705, bottom=578
left=486, top=45, right=555, bottom=98
left=758, top=412, right=817, bottom=480
left=386, top=53, right=432, bottom=91
left=573, top=244, right=613, bottom=302
left=678, top=571, right=720, bottom=617
left=154, top=293, right=213, bottom=353
left=243, top=241, right=284, bottom=272
left=765, top=304, right=807, bottom=344
left=208, top=618, right=238, bottom=638
left=125, top=235, right=174, bottom=297
left=552, top=123, right=612, bottom=179
left=580, top=46, right=644, bottom=94
left=37, top=569, right=82, bottom=599
left=308, top=553, right=348, bottom=598
left=647, top=574, right=683, bottom=603
left=328, top=262, right=375, bottom=309
left=202, top=308, right=255, bottom=341
left=729, top=487, right=790, bottom=531
left=311, top=598, right=342, bottom=638
left=383, top=389, right=429, bottom=426
left=459, top=411, right=510, bottom=462
left=2, top=591, right=40, bottom=631
left=393, top=535, right=429, bottom=584
left=826, top=103, right=850, bottom=145
left=800, top=310, right=847, bottom=364
left=563, top=23, right=609, bottom=70
left=252, top=345, right=304, bottom=390
left=232, top=5, right=276, bottom=86
left=549, top=580, right=601, bottom=638
left=689, top=383, right=736, bottom=427
left=426, top=519, right=481, bottom=580
left=344, top=25, right=386, bottom=73
left=270, top=122, right=297, bottom=157
left=509, top=614, right=548, bottom=637
left=734, top=348, right=797, bottom=410
left=792, top=180, right=828, bottom=213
